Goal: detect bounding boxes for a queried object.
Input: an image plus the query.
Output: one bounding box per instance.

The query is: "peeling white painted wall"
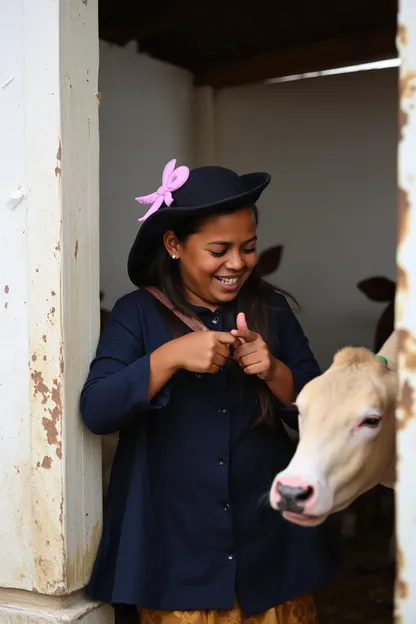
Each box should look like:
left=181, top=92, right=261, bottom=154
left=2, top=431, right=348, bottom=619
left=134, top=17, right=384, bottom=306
left=0, top=0, right=34, bottom=587
left=0, top=0, right=104, bottom=607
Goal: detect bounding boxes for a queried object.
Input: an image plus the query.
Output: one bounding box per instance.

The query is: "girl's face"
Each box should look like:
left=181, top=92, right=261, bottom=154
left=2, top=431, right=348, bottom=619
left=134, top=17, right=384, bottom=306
left=164, top=207, right=258, bottom=310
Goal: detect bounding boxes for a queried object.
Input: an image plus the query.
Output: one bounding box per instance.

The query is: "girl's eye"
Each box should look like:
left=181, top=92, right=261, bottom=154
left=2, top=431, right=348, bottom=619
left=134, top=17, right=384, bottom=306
left=209, top=247, right=256, bottom=258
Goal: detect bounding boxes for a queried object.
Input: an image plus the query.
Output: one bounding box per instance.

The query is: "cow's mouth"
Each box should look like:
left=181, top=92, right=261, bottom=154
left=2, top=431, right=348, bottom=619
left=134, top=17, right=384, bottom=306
left=282, top=510, right=328, bottom=527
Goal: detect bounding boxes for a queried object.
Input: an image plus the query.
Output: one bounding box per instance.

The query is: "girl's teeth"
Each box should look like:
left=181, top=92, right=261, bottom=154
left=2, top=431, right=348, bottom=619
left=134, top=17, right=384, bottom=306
left=218, top=278, right=238, bottom=284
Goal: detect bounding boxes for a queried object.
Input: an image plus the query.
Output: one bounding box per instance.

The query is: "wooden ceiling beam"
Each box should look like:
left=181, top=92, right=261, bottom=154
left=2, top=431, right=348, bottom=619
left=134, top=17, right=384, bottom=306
left=194, top=26, right=398, bottom=88
left=137, top=7, right=210, bottom=39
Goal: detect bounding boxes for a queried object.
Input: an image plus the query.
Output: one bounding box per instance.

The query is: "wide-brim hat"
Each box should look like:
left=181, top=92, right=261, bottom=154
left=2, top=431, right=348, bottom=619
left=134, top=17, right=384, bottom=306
left=127, top=159, right=271, bottom=286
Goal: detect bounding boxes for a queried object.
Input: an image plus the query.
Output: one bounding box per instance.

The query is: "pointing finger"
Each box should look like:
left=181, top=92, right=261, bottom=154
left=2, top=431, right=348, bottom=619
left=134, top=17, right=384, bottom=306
left=215, top=332, right=238, bottom=345
left=231, top=328, right=258, bottom=343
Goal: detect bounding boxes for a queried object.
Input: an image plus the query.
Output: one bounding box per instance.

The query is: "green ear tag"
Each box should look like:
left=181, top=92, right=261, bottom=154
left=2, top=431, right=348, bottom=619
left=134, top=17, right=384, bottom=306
left=376, top=355, right=388, bottom=368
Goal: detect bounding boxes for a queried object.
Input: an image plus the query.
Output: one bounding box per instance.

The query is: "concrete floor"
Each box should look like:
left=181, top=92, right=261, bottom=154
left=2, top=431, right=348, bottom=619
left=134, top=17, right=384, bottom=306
left=315, top=519, right=394, bottom=624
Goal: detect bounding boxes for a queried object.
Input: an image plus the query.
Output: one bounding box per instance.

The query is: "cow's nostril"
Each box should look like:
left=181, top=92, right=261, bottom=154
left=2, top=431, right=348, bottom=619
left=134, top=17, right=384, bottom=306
left=296, top=486, right=314, bottom=502
left=275, top=482, right=315, bottom=513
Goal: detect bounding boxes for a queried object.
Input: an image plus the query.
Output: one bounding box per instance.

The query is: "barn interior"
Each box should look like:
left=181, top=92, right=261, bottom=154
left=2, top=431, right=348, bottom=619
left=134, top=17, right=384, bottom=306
left=98, top=1, right=399, bottom=622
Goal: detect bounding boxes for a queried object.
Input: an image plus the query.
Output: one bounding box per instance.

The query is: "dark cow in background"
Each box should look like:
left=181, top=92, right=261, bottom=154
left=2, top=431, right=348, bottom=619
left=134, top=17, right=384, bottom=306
left=357, top=275, right=396, bottom=352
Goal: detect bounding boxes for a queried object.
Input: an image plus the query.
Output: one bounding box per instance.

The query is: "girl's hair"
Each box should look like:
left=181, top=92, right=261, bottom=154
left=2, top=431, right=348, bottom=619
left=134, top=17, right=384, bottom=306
left=140, top=205, right=294, bottom=426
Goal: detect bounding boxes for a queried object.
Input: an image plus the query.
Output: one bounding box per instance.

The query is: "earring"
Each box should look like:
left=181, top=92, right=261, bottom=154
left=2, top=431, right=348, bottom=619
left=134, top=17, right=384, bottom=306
left=171, top=254, right=177, bottom=260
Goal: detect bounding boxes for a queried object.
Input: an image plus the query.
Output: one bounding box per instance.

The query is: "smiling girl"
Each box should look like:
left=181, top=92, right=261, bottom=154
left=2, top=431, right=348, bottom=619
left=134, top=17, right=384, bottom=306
left=80, top=160, right=338, bottom=624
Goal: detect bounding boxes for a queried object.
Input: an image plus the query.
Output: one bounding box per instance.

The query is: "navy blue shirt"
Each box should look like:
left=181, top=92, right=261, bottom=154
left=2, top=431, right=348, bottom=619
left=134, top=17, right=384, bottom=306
left=80, top=288, right=339, bottom=615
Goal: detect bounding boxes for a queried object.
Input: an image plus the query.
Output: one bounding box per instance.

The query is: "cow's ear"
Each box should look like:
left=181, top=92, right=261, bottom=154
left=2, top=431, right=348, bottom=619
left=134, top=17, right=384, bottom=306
left=357, top=276, right=396, bottom=302
left=257, top=245, right=284, bottom=277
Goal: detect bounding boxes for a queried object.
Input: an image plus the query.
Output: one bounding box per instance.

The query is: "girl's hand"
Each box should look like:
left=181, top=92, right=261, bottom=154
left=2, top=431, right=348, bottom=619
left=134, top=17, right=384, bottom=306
left=167, top=330, right=237, bottom=374
left=231, top=313, right=276, bottom=381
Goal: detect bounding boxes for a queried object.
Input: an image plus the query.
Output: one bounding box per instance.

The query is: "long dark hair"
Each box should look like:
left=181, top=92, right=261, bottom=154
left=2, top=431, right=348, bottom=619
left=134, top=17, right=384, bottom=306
left=140, top=205, right=293, bottom=425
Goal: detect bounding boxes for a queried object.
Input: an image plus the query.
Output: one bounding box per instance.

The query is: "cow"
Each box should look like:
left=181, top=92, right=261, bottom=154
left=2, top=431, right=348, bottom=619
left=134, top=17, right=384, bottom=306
left=269, top=330, right=398, bottom=528
left=336, top=276, right=397, bottom=540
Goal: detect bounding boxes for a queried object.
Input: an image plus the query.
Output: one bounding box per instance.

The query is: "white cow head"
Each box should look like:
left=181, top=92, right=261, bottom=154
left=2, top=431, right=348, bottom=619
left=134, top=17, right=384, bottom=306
left=269, top=333, right=398, bottom=527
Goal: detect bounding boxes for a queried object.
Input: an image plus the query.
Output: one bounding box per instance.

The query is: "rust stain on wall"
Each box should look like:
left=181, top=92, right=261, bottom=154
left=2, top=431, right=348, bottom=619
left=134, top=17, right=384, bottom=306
left=95, top=92, right=101, bottom=107
left=396, top=329, right=416, bottom=430
left=42, top=378, right=62, bottom=445
left=74, top=240, right=79, bottom=258
left=397, top=379, right=414, bottom=430
left=398, top=24, right=408, bottom=48
left=398, top=189, right=410, bottom=247
left=397, top=328, right=416, bottom=370
left=31, top=367, right=63, bottom=460
left=60, top=344, right=64, bottom=375
left=41, top=455, right=52, bottom=469
left=397, top=266, right=409, bottom=295
left=396, top=548, right=408, bottom=599
left=55, top=139, right=62, bottom=179
left=399, top=69, right=416, bottom=101
left=41, top=413, right=58, bottom=445
left=48, top=306, right=56, bottom=323
left=4, top=285, right=9, bottom=294
left=55, top=242, right=61, bottom=252
left=31, top=370, right=49, bottom=404
left=398, top=67, right=416, bottom=141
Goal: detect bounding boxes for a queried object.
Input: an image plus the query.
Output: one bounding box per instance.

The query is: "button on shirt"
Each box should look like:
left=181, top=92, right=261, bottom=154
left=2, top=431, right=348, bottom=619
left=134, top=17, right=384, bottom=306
left=80, top=289, right=339, bottom=615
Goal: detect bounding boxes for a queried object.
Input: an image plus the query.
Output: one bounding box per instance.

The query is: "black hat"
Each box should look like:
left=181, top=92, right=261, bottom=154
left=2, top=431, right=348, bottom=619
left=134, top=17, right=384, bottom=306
left=127, top=159, right=271, bottom=286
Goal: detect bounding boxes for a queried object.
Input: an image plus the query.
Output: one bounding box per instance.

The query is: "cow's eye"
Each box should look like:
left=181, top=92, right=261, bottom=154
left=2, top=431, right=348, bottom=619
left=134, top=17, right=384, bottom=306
left=360, top=417, right=381, bottom=428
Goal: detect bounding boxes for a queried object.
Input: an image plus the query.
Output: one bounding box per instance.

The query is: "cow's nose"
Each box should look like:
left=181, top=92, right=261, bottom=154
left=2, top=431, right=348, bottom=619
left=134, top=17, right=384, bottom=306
left=274, top=479, right=315, bottom=514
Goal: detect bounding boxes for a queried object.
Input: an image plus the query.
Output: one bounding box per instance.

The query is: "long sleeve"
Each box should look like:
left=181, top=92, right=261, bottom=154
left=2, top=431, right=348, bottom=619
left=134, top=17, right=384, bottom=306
left=80, top=294, right=171, bottom=435
left=271, top=293, right=321, bottom=430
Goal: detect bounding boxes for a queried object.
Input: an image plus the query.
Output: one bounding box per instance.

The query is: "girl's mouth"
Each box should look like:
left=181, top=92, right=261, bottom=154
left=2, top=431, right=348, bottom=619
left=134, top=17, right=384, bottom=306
left=215, top=276, right=241, bottom=292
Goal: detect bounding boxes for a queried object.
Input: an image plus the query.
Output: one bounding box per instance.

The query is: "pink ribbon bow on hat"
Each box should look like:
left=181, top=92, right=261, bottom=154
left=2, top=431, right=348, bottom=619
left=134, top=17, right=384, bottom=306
left=135, top=159, right=190, bottom=222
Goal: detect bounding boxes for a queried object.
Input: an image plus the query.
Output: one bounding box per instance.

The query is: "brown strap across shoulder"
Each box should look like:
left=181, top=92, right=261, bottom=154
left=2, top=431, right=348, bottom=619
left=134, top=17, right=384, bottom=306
left=143, top=286, right=208, bottom=333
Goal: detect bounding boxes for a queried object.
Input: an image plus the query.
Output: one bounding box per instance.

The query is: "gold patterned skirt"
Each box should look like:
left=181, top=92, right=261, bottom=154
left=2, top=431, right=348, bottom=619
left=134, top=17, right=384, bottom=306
left=138, top=593, right=318, bottom=624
